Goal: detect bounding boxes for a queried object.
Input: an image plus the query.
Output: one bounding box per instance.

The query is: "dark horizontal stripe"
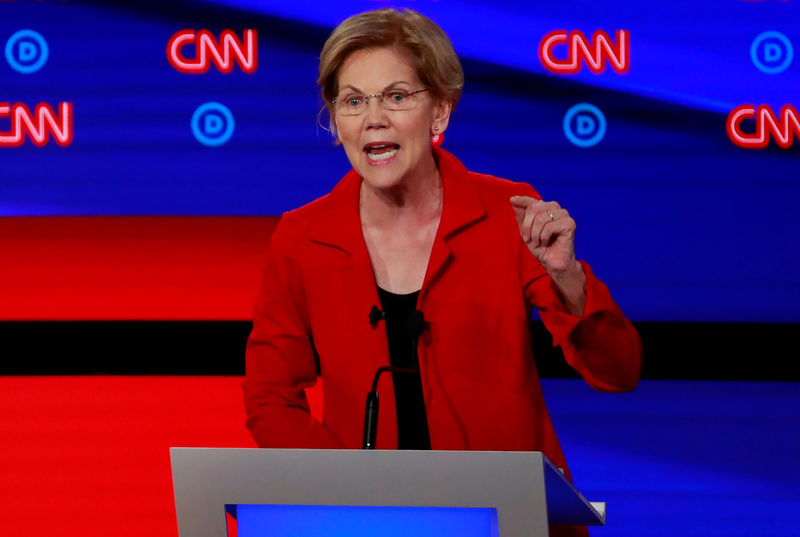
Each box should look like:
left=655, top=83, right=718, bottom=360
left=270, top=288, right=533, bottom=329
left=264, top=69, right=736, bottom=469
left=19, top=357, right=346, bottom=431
left=1, top=321, right=796, bottom=381
left=1, top=321, right=250, bottom=375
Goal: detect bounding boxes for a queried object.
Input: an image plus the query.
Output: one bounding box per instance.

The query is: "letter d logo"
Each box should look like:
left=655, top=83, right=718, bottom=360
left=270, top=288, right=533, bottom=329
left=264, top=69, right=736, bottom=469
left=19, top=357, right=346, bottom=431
left=563, top=103, right=606, bottom=148
left=191, top=102, right=235, bottom=147
left=751, top=31, right=793, bottom=74
left=5, top=30, right=49, bottom=74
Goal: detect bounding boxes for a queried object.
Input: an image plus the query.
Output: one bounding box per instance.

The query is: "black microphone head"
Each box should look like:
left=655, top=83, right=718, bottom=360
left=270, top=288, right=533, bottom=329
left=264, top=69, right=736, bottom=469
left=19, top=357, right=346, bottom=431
left=369, top=305, right=385, bottom=327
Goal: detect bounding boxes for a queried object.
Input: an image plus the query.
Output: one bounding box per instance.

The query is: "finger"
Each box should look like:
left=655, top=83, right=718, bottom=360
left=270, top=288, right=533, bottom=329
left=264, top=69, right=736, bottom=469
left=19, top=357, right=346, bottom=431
left=509, top=195, right=540, bottom=208
left=511, top=196, right=539, bottom=230
left=530, top=202, right=562, bottom=247
left=539, top=212, right=574, bottom=247
left=512, top=204, right=526, bottom=226
left=521, top=204, right=537, bottom=242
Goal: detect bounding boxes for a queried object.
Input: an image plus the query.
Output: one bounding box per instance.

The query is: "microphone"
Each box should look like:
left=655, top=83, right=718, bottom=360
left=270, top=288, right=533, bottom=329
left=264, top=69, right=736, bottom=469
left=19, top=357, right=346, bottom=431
left=368, top=305, right=385, bottom=327
left=362, top=309, right=427, bottom=449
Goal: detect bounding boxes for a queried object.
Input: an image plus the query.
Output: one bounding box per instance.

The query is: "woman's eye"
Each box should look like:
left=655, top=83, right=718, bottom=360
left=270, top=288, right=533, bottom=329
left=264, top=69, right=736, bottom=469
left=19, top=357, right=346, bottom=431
left=346, top=96, right=362, bottom=107
left=389, top=91, right=407, bottom=102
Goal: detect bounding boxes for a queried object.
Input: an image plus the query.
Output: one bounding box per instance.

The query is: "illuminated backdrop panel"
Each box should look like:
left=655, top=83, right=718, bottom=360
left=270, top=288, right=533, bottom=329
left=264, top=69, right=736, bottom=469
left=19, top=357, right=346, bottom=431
left=2, top=0, right=799, bottom=322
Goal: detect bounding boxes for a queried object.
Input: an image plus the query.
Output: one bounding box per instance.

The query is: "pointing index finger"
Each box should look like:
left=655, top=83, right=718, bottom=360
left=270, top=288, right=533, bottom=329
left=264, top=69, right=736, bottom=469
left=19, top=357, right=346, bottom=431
left=509, top=195, right=542, bottom=207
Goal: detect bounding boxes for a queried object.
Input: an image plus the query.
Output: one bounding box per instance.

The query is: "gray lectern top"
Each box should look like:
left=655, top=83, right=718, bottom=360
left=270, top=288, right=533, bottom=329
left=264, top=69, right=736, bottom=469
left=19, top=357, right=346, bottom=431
left=170, top=448, right=605, bottom=537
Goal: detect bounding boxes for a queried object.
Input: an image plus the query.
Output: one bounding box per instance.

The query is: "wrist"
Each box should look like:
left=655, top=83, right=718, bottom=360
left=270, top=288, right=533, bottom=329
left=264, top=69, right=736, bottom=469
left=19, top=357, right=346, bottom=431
left=550, top=261, right=586, bottom=315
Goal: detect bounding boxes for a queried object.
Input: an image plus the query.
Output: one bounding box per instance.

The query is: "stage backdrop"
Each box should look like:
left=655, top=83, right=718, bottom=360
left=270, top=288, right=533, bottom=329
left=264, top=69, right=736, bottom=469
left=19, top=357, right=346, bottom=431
left=2, top=0, right=799, bottom=322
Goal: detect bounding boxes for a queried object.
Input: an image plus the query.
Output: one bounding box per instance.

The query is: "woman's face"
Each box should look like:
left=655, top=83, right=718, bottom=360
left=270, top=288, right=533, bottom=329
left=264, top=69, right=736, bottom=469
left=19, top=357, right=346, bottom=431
left=333, top=47, right=451, bottom=191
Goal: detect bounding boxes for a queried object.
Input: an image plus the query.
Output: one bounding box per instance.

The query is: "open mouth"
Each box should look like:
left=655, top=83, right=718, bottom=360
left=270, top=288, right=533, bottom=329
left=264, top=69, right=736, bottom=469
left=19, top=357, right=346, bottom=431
left=364, top=142, right=400, bottom=161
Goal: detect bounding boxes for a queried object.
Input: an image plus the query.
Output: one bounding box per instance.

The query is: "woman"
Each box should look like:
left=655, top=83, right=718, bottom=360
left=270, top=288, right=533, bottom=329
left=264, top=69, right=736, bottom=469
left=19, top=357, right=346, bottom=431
left=244, top=5, right=641, bottom=473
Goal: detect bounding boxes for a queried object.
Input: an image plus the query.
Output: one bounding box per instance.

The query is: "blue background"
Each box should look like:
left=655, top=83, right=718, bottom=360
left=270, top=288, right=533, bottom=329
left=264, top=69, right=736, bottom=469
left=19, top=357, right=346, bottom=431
left=2, top=0, right=799, bottom=322
left=543, top=379, right=800, bottom=537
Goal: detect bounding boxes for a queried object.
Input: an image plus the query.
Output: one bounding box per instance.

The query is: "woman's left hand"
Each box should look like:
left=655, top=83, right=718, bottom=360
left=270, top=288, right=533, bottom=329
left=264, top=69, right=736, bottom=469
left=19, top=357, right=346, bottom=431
left=510, top=195, right=586, bottom=314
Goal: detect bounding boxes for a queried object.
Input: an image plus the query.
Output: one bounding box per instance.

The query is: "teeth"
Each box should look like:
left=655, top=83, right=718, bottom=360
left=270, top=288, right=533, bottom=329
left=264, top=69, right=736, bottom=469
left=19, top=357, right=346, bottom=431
left=367, top=149, right=398, bottom=161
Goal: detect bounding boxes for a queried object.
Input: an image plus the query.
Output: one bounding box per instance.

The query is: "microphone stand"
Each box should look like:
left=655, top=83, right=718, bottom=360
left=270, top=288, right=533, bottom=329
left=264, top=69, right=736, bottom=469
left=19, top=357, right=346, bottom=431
left=362, top=310, right=426, bottom=450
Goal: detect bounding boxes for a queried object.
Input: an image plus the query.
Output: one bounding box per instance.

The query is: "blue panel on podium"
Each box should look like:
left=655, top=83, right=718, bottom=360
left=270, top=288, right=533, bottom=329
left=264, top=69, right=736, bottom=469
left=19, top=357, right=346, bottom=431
left=232, top=504, right=499, bottom=537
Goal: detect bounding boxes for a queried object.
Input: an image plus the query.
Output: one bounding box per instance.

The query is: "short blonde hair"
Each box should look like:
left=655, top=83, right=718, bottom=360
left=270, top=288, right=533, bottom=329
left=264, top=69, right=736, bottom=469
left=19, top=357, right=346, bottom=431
left=318, top=8, right=464, bottom=132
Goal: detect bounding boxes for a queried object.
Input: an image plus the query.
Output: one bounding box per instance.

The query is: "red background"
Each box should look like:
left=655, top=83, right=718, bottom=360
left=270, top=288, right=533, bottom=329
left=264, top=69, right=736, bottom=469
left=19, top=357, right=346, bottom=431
left=1, top=217, right=315, bottom=535
left=1, top=216, right=278, bottom=321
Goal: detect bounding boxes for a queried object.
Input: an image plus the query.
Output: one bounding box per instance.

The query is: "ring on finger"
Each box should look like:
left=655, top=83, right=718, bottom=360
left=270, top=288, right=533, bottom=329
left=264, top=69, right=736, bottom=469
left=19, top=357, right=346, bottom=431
left=547, top=210, right=556, bottom=221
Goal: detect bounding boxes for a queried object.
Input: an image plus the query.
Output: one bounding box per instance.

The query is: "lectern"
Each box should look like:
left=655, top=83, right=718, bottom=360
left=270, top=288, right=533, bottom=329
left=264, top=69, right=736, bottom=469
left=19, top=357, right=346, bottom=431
left=170, top=448, right=605, bottom=537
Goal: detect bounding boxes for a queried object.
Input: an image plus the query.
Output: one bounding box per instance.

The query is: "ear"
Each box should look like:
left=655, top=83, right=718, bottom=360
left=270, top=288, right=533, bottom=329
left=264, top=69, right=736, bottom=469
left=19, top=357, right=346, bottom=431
left=431, top=99, right=452, bottom=135
left=319, top=104, right=342, bottom=145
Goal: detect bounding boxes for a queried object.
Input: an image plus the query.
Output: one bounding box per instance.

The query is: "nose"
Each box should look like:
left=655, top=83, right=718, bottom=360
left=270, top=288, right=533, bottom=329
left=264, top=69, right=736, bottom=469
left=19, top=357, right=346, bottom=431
left=363, top=95, right=388, bottom=130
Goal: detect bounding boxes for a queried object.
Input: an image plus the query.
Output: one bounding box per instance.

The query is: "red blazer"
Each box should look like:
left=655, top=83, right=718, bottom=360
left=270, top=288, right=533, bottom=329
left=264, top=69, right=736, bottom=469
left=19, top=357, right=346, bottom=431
left=243, top=148, right=642, bottom=475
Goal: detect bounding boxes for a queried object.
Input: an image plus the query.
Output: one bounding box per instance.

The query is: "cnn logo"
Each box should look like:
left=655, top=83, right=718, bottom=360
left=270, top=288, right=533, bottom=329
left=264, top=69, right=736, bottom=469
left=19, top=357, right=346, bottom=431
left=539, top=30, right=629, bottom=75
left=0, top=102, right=73, bottom=147
left=167, top=29, right=258, bottom=74
left=727, top=105, right=799, bottom=149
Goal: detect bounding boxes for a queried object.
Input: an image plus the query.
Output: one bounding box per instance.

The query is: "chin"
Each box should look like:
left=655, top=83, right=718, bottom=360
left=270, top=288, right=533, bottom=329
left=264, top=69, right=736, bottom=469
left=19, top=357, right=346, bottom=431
left=359, top=168, right=406, bottom=192
left=356, top=155, right=409, bottom=190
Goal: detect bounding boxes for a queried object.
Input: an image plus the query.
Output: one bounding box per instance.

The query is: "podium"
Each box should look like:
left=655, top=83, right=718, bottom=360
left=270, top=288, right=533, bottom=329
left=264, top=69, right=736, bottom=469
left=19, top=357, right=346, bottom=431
left=170, top=448, right=605, bottom=537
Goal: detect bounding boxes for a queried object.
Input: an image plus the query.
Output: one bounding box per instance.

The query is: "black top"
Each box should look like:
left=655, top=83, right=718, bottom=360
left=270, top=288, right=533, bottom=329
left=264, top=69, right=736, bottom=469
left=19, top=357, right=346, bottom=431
left=377, top=287, right=431, bottom=450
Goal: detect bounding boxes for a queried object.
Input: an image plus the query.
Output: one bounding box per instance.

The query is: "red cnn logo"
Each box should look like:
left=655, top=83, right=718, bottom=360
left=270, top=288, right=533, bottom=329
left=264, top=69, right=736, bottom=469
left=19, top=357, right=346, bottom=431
left=727, top=104, right=800, bottom=149
left=0, top=102, right=73, bottom=147
left=167, top=29, right=258, bottom=74
left=539, top=30, right=630, bottom=74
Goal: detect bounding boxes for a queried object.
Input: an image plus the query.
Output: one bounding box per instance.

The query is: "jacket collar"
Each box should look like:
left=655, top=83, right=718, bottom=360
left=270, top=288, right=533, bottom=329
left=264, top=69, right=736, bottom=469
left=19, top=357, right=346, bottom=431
left=308, top=147, right=486, bottom=254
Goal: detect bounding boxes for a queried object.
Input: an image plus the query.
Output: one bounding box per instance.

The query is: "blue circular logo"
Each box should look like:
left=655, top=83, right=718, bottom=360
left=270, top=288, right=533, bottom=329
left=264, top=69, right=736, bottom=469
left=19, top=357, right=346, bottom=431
left=563, top=103, right=606, bottom=148
left=5, top=29, right=49, bottom=74
left=751, top=31, right=793, bottom=74
left=191, top=102, right=235, bottom=147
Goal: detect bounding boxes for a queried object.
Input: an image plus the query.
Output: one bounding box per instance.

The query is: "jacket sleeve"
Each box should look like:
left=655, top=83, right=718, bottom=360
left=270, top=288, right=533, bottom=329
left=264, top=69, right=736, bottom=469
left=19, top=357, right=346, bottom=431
left=242, top=214, right=343, bottom=448
left=524, top=260, right=642, bottom=391
left=516, top=189, right=642, bottom=392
